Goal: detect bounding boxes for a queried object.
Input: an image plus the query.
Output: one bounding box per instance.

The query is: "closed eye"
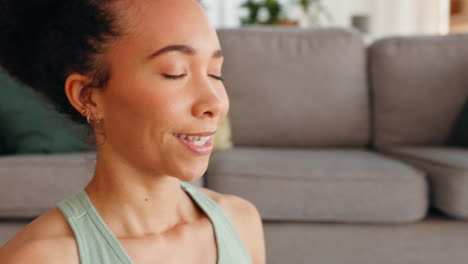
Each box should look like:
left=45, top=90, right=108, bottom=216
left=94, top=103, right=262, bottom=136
left=162, top=73, right=187, bottom=79
left=209, top=75, right=224, bottom=81
left=162, top=73, right=224, bottom=81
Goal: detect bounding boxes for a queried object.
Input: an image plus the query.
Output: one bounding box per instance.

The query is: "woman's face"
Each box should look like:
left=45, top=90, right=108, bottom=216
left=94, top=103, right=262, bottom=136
left=95, top=0, right=229, bottom=181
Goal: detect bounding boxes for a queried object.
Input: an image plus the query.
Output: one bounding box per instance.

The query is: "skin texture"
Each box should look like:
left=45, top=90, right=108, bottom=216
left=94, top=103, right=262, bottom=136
left=0, top=0, right=266, bottom=263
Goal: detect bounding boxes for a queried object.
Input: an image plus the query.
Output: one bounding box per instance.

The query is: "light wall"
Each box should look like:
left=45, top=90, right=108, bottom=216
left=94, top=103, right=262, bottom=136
left=319, top=0, right=371, bottom=27
left=205, top=0, right=450, bottom=40
left=203, top=0, right=242, bottom=28
left=369, top=0, right=450, bottom=39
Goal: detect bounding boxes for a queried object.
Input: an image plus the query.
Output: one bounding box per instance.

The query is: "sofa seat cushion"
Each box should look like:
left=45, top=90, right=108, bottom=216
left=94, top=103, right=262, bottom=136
left=264, top=212, right=468, bottom=264
left=0, top=153, right=205, bottom=219
left=381, top=147, right=468, bottom=220
left=206, top=147, right=428, bottom=223
left=0, top=153, right=96, bottom=218
left=0, top=221, right=30, bottom=247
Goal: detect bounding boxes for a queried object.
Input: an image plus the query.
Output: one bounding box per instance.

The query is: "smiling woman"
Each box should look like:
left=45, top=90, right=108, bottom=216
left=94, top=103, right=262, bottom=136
left=0, top=0, right=265, bottom=263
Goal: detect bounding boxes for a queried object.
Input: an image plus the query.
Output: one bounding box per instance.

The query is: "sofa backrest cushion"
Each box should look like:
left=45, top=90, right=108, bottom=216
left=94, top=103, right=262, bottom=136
left=370, top=34, right=468, bottom=148
left=217, top=28, right=370, bottom=147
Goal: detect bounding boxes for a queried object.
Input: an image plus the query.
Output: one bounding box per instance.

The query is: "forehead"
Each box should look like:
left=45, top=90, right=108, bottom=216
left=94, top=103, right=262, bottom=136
left=115, top=0, right=220, bottom=54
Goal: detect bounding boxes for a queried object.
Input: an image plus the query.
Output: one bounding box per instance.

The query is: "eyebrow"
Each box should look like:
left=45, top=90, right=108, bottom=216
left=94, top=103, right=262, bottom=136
left=147, top=44, right=223, bottom=60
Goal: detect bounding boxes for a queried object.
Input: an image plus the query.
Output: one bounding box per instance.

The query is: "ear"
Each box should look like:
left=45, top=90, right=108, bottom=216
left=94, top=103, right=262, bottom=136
left=64, top=73, right=105, bottom=120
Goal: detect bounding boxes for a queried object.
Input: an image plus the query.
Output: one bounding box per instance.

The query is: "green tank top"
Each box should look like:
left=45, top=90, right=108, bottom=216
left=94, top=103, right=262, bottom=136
left=57, top=181, right=252, bottom=264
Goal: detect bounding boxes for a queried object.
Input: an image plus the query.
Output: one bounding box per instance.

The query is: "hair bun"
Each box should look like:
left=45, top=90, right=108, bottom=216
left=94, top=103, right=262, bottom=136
left=0, top=0, right=119, bottom=123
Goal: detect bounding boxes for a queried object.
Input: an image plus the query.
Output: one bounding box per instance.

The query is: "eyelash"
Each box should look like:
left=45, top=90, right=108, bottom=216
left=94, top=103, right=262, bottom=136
left=162, top=74, right=224, bottom=82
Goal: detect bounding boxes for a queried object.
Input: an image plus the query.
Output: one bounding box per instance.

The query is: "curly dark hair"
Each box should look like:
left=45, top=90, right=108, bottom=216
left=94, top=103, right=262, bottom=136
left=0, top=0, right=124, bottom=123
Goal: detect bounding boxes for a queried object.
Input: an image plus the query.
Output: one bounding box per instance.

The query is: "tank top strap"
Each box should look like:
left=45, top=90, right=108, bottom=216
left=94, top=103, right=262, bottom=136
left=179, top=181, right=252, bottom=264
left=58, top=191, right=133, bottom=264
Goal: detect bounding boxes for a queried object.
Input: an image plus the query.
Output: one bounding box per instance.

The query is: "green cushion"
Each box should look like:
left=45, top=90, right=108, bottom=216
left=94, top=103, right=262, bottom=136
left=0, top=70, right=94, bottom=154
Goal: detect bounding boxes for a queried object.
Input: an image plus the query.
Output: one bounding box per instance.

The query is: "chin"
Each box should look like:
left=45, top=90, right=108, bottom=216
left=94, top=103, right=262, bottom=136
left=176, top=172, right=205, bottom=183
left=176, top=160, right=209, bottom=183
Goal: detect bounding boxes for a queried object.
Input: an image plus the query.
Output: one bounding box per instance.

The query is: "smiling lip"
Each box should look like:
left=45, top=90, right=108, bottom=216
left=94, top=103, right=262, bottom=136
left=174, top=131, right=215, bottom=155
left=176, top=131, right=216, bottom=137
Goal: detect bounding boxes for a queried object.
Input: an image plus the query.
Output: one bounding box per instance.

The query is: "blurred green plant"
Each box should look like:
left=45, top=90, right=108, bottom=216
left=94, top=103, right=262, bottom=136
left=299, top=0, right=310, bottom=10
left=240, top=0, right=284, bottom=25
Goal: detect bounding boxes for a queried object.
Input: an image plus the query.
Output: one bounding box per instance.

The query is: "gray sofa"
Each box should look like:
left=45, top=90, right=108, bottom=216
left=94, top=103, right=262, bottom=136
left=1, top=27, right=468, bottom=264
left=207, top=28, right=468, bottom=263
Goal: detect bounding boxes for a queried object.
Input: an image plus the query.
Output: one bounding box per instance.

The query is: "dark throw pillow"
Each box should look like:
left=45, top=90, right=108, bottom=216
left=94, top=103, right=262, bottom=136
left=0, top=70, right=94, bottom=154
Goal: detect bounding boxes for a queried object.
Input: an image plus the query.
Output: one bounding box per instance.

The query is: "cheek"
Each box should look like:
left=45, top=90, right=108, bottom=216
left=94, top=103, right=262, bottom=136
left=102, top=81, right=190, bottom=139
left=142, top=95, right=188, bottom=136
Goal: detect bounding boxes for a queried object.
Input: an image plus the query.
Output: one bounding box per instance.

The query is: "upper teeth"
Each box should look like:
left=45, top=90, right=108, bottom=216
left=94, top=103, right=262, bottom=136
left=174, top=133, right=211, bottom=145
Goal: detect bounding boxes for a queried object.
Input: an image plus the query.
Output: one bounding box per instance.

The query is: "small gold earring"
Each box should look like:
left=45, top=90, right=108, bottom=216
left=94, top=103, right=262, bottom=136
left=81, top=108, right=102, bottom=125
left=81, top=109, right=91, bottom=124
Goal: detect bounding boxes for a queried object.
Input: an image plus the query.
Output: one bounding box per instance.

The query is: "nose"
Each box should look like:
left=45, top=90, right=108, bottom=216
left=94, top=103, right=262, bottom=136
left=191, top=76, right=227, bottom=119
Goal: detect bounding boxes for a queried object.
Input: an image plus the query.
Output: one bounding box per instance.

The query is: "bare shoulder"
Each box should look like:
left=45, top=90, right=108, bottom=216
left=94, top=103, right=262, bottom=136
left=195, top=186, right=259, bottom=221
left=195, top=186, right=266, bottom=264
left=0, top=208, right=79, bottom=264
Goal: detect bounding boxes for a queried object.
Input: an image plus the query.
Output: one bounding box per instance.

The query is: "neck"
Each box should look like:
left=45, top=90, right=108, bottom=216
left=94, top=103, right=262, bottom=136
left=84, top=152, right=200, bottom=239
